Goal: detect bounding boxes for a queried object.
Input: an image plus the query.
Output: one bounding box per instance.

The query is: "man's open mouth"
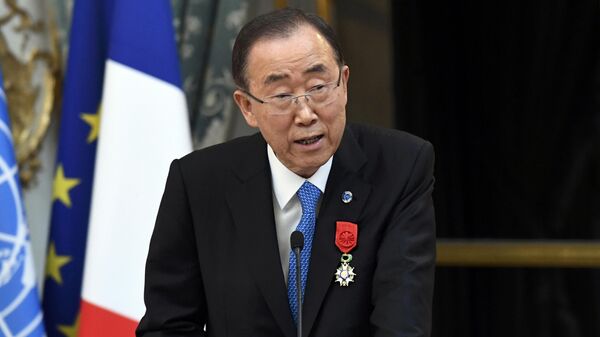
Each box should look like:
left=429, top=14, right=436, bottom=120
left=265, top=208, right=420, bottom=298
left=296, top=135, right=323, bottom=145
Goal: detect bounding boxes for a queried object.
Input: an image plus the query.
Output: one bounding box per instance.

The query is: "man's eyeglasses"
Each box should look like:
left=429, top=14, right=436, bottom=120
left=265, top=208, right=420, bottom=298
left=242, top=68, right=342, bottom=115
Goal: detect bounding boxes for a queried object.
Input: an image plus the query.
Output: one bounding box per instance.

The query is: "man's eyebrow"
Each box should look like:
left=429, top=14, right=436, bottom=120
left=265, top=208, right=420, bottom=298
left=264, top=73, right=289, bottom=86
left=304, top=64, right=327, bottom=74
left=262, top=64, right=328, bottom=86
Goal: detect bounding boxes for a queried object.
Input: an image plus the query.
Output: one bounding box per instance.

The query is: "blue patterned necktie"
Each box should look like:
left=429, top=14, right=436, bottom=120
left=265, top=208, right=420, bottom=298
left=287, top=181, right=322, bottom=324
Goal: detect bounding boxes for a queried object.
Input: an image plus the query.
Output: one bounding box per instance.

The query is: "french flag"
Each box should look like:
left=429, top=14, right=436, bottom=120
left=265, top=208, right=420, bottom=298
left=78, top=0, right=192, bottom=335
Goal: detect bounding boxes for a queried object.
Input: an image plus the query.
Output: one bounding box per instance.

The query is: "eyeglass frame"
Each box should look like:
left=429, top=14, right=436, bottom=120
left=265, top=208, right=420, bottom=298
left=240, top=67, right=343, bottom=111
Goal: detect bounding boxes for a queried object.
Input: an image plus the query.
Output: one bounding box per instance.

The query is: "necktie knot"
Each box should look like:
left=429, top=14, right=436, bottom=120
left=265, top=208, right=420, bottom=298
left=297, top=181, right=321, bottom=214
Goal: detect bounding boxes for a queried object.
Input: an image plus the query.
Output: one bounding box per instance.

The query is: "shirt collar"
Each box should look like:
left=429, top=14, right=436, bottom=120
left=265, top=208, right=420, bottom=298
left=267, top=144, right=332, bottom=210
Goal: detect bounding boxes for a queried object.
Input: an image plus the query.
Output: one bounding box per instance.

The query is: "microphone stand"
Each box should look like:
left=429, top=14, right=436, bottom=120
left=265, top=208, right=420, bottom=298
left=294, top=245, right=302, bottom=337
left=290, top=231, right=304, bottom=337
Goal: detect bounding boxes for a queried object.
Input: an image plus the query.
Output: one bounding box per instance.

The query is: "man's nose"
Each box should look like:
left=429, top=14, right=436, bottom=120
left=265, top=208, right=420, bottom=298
left=293, top=95, right=317, bottom=125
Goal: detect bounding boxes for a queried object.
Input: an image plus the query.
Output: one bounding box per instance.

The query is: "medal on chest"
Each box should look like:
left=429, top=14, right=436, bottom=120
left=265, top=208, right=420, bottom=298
left=334, top=221, right=358, bottom=286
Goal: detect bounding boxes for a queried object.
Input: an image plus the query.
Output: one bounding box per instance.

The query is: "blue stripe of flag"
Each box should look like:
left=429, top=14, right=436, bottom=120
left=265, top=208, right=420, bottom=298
left=107, top=0, right=182, bottom=87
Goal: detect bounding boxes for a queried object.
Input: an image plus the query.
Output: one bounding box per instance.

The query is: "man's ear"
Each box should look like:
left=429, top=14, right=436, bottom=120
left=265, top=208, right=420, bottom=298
left=233, top=90, right=258, bottom=128
left=342, top=65, right=350, bottom=93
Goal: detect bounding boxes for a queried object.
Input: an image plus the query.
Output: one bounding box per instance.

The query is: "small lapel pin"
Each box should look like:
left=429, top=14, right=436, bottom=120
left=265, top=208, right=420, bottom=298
left=341, top=191, right=353, bottom=204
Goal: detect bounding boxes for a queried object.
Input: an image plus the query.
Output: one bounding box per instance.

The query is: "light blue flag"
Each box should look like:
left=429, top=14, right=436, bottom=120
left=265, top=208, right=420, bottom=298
left=0, top=72, right=46, bottom=335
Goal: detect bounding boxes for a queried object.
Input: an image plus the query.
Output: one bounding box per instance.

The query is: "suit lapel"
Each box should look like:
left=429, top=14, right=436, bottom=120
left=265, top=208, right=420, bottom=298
left=303, top=127, right=372, bottom=336
left=227, top=134, right=296, bottom=337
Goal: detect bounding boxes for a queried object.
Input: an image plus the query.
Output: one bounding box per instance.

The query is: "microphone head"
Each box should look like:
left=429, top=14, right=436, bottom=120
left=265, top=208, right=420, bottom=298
left=290, top=230, right=304, bottom=250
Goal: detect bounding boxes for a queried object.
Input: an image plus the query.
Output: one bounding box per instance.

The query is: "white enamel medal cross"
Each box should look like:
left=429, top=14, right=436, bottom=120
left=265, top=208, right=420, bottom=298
left=335, top=253, right=356, bottom=286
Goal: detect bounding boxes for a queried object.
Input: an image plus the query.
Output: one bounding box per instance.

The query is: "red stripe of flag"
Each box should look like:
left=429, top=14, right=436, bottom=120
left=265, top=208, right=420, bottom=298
left=79, top=300, right=138, bottom=337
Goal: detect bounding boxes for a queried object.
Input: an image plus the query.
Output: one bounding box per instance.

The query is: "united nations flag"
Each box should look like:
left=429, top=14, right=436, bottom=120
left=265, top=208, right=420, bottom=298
left=0, top=71, right=46, bottom=335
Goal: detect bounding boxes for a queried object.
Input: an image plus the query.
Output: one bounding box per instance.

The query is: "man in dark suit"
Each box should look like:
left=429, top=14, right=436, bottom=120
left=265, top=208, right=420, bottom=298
left=137, top=8, right=435, bottom=337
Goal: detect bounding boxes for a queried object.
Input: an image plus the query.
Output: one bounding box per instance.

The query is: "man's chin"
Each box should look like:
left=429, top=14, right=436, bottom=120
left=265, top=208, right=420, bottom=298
left=291, top=158, right=331, bottom=178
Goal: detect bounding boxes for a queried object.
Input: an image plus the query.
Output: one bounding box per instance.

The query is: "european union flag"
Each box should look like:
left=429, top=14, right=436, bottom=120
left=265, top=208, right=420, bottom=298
left=42, top=0, right=112, bottom=335
left=0, top=71, right=46, bottom=336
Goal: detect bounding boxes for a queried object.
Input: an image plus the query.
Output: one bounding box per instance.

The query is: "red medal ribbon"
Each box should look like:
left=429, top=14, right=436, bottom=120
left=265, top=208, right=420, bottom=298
left=335, top=221, right=358, bottom=254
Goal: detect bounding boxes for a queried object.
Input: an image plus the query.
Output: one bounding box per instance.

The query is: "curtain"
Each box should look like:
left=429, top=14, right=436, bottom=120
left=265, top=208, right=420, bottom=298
left=392, top=0, right=600, bottom=335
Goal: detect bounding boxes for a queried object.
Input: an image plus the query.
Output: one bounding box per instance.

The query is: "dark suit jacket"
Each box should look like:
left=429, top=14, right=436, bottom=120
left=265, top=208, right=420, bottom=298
left=136, top=123, right=435, bottom=337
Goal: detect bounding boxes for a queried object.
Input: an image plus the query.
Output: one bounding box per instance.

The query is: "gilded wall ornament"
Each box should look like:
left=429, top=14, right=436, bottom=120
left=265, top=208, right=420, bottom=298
left=0, top=0, right=61, bottom=186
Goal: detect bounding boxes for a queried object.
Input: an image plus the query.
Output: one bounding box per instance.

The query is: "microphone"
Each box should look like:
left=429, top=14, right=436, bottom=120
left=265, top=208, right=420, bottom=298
left=290, top=230, right=304, bottom=337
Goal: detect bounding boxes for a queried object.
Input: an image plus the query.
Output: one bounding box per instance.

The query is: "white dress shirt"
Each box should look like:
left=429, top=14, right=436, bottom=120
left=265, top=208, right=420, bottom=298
left=267, top=145, right=332, bottom=285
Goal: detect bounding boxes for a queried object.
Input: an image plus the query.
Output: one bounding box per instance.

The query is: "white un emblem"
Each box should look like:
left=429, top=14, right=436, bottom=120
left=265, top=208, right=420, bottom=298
left=0, top=92, right=45, bottom=335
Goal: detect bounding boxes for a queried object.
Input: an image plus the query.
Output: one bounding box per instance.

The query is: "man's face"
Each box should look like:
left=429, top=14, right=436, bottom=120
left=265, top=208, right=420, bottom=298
left=234, top=25, right=349, bottom=178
